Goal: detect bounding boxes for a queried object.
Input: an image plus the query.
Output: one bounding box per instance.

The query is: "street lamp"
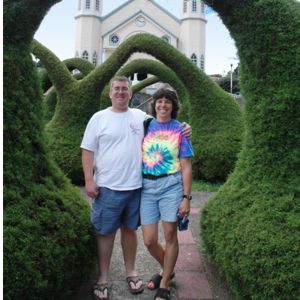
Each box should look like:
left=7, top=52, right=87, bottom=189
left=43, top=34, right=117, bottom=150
left=230, top=63, right=233, bottom=94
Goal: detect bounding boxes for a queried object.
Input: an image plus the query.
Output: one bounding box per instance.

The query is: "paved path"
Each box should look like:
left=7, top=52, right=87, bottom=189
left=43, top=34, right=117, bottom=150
left=73, top=191, right=235, bottom=300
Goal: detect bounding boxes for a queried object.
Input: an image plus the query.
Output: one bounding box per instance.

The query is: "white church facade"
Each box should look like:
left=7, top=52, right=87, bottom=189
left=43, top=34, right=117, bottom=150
left=74, top=0, right=207, bottom=70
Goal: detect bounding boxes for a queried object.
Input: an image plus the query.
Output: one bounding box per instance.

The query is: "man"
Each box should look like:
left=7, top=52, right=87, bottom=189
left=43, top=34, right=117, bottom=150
left=81, top=76, right=191, bottom=300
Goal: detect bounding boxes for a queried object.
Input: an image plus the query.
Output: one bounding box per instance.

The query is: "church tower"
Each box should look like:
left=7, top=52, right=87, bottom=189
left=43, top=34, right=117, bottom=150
left=74, top=0, right=103, bottom=65
left=179, top=0, right=207, bottom=70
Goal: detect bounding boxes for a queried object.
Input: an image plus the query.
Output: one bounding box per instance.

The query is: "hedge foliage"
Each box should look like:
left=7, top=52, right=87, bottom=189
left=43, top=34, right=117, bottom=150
left=3, top=1, right=95, bottom=299
left=201, top=0, right=300, bottom=299
left=100, top=58, right=190, bottom=121
left=32, top=34, right=243, bottom=184
left=39, top=58, right=95, bottom=123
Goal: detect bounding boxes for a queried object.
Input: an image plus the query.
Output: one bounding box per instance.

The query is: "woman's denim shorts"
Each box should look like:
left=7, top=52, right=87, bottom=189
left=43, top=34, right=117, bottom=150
left=140, top=172, right=183, bottom=225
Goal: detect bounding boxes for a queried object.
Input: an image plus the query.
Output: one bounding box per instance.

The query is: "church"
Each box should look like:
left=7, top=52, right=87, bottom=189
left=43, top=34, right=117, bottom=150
left=74, top=0, right=207, bottom=71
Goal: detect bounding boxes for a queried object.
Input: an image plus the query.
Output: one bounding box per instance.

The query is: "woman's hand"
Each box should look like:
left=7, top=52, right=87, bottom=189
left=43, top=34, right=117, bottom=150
left=178, top=198, right=190, bottom=218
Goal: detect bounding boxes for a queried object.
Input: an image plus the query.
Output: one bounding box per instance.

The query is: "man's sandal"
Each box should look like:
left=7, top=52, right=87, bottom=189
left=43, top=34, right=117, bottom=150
left=93, top=283, right=109, bottom=300
left=153, top=287, right=170, bottom=300
left=147, top=272, right=175, bottom=290
left=126, top=276, right=144, bottom=294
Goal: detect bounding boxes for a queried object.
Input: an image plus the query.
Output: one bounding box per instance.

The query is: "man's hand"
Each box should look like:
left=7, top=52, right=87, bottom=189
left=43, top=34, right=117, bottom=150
left=182, top=122, right=192, bottom=138
left=85, top=179, right=99, bottom=198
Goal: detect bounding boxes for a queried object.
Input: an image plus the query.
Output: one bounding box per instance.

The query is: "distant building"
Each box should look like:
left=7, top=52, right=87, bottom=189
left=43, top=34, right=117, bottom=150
left=75, top=0, right=207, bottom=70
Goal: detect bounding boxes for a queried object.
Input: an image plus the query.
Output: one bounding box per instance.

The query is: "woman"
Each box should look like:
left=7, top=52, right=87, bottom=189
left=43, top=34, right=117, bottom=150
left=140, top=88, right=193, bottom=300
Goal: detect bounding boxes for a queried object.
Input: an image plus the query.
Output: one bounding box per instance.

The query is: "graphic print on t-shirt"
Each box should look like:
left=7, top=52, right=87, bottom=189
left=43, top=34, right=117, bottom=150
left=142, top=119, right=193, bottom=176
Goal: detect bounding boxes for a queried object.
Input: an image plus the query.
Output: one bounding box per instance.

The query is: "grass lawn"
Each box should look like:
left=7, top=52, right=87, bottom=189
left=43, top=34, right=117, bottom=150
left=192, top=180, right=224, bottom=192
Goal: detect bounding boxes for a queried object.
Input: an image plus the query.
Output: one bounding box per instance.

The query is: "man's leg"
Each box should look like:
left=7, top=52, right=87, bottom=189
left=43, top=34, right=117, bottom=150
left=120, top=225, right=143, bottom=290
left=94, top=231, right=116, bottom=299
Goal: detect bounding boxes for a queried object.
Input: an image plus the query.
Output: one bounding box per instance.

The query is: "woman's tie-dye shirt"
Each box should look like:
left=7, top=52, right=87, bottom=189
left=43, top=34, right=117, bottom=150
left=142, top=119, right=194, bottom=176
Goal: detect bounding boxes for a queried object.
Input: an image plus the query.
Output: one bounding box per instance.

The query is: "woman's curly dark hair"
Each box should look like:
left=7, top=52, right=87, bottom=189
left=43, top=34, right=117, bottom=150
left=150, top=88, right=181, bottom=119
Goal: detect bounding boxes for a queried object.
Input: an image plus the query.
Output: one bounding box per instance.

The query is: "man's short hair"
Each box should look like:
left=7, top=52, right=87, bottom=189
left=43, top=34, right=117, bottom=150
left=109, top=76, right=132, bottom=90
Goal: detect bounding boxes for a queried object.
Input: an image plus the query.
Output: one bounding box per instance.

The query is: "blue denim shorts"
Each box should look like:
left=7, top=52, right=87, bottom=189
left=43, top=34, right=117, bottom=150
left=91, top=187, right=141, bottom=235
left=140, top=172, right=183, bottom=225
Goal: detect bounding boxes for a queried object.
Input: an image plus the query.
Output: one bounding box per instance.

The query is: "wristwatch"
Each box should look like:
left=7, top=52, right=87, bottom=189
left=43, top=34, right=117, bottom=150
left=183, top=194, right=192, bottom=201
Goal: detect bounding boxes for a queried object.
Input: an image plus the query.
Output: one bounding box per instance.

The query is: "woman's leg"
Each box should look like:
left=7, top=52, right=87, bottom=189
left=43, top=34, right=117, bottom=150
left=160, top=221, right=178, bottom=289
left=142, top=223, right=165, bottom=267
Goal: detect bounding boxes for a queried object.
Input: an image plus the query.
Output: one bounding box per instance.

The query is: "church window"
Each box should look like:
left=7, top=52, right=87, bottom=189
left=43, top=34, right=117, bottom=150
left=110, top=34, right=120, bottom=45
left=95, top=0, right=100, bottom=11
left=201, top=1, right=205, bottom=13
left=85, top=0, right=90, bottom=9
left=78, top=0, right=81, bottom=10
left=162, top=35, right=170, bottom=43
left=192, top=0, right=197, bottom=12
left=200, top=55, right=205, bottom=70
left=191, top=53, right=197, bottom=65
left=183, top=0, right=188, bottom=13
left=75, top=51, right=79, bottom=58
left=93, top=52, right=98, bottom=65
left=82, top=51, right=89, bottom=60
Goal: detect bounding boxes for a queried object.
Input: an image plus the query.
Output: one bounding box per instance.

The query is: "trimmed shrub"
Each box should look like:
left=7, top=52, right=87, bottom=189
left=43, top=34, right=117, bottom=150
left=100, top=59, right=191, bottom=121
left=39, top=58, right=94, bottom=123
left=201, top=0, right=300, bottom=299
left=3, top=1, right=95, bottom=299
left=32, top=35, right=243, bottom=184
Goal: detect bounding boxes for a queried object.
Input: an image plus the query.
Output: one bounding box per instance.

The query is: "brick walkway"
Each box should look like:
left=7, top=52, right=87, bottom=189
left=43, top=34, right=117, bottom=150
left=73, top=191, right=234, bottom=300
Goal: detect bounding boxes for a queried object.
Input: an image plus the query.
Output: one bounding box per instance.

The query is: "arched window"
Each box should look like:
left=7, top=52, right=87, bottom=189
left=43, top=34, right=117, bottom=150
left=92, top=52, right=97, bottom=65
left=201, top=1, right=205, bottom=13
left=192, top=0, right=197, bottom=12
left=191, top=53, right=197, bottom=65
left=95, top=0, right=100, bottom=11
left=82, top=51, right=89, bottom=60
left=200, top=55, right=205, bottom=70
left=78, top=0, right=81, bottom=10
left=85, top=0, right=90, bottom=9
left=75, top=51, right=79, bottom=58
left=183, top=0, right=188, bottom=13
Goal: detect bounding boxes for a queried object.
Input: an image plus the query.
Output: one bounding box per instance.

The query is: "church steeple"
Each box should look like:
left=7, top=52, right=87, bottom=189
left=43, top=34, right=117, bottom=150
left=75, top=0, right=102, bottom=65
left=180, top=0, right=207, bottom=70
left=77, top=0, right=102, bottom=17
left=181, top=0, right=205, bottom=18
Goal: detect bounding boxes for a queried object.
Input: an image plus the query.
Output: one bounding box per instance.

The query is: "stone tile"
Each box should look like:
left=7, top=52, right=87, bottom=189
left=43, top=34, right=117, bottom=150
left=176, top=245, right=204, bottom=272
left=177, top=228, right=195, bottom=245
left=175, top=271, right=213, bottom=300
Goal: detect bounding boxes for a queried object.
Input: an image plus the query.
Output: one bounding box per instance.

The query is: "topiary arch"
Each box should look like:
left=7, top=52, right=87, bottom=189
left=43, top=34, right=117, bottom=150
left=32, top=35, right=243, bottom=184
left=99, top=58, right=191, bottom=121
left=200, top=0, right=300, bottom=299
left=4, top=1, right=95, bottom=300
left=6, top=0, right=298, bottom=299
left=39, top=58, right=95, bottom=123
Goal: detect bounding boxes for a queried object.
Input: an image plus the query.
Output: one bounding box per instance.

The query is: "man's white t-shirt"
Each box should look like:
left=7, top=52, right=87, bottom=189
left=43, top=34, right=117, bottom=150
left=81, top=108, right=147, bottom=190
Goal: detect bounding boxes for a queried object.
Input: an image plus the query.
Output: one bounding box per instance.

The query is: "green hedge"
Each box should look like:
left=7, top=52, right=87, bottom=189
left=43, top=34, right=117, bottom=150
left=3, top=1, right=95, bottom=299
left=100, top=59, right=190, bottom=121
left=40, top=58, right=94, bottom=123
left=32, top=35, right=243, bottom=184
left=201, top=0, right=300, bottom=299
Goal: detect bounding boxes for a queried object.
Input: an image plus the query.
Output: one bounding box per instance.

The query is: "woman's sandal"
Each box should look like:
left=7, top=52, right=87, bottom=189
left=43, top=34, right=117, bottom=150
left=153, top=287, right=170, bottom=300
left=93, top=283, right=109, bottom=300
left=126, top=276, right=144, bottom=294
left=147, top=272, right=175, bottom=290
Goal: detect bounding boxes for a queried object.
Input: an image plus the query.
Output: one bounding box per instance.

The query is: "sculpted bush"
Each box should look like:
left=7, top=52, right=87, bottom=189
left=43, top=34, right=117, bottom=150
left=201, top=1, right=300, bottom=299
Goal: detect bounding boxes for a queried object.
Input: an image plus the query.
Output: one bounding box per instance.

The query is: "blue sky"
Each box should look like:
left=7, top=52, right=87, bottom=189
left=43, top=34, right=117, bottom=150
left=35, top=0, right=239, bottom=75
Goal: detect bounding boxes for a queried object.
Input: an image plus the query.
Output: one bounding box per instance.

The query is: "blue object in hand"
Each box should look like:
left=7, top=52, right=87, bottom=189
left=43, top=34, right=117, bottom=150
left=177, top=213, right=189, bottom=231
